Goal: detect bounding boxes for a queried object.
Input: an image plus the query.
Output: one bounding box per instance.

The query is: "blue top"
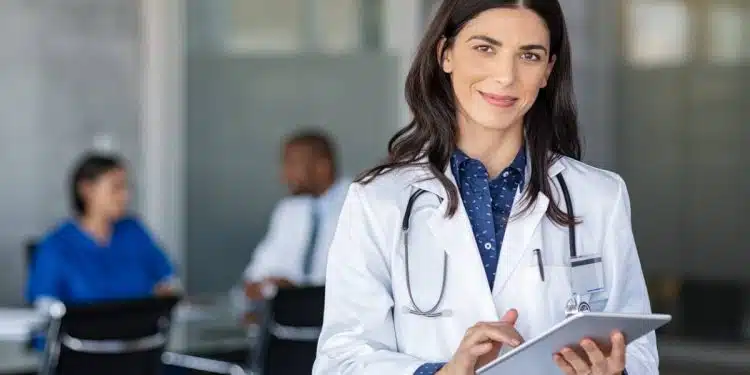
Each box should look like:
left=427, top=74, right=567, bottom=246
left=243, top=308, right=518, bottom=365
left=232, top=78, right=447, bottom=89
left=414, top=147, right=526, bottom=375
left=26, top=217, right=174, bottom=305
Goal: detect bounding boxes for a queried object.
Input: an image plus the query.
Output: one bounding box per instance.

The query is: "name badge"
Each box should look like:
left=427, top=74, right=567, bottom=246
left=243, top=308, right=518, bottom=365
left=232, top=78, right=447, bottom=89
left=570, top=255, right=604, bottom=296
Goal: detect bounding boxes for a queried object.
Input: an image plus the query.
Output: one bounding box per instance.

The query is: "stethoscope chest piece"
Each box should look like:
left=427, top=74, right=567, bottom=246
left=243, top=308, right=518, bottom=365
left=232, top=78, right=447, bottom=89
left=565, top=296, right=591, bottom=317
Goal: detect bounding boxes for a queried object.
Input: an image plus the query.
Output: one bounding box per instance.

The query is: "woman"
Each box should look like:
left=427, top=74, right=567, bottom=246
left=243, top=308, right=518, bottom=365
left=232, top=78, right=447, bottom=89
left=27, top=153, right=179, bottom=310
left=313, top=1, right=657, bottom=375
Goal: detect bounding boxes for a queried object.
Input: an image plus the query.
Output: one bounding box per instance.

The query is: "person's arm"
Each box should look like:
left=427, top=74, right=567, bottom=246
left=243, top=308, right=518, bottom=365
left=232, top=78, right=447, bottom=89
left=130, top=219, right=181, bottom=295
left=313, top=184, right=427, bottom=375
left=602, top=176, right=659, bottom=375
left=242, top=199, right=304, bottom=297
left=26, top=240, right=65, bottom=307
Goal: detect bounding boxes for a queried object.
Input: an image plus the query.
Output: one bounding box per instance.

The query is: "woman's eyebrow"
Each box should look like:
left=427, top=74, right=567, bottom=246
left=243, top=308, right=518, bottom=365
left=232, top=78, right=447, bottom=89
left=467, top=34, right=548, bottom=54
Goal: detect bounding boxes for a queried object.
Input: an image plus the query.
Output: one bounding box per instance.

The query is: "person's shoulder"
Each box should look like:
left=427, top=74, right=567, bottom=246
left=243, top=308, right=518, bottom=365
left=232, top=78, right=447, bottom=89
left=557, top=156, right=627, bottom=203
left=41, top=218, right=79, bottom=242
left=36, top=219, right=78, bottom=255
left=115, top=215, right=145, bottom=229
left=349, top=163, right=433, bottom=205
left=113, top=215, right=154, bottom=239
left=272, top=194, right=314, bottom=217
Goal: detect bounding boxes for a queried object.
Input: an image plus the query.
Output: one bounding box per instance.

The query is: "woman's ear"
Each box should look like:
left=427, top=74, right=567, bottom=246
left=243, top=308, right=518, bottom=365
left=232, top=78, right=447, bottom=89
left=437, top=38, right=453, bottom=74
left=77, top=181, right=91, bottom=201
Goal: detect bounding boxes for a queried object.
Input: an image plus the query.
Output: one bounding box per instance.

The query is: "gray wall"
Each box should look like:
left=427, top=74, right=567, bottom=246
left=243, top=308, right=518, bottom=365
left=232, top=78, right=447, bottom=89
left=618, top=65, right=750, bottom=279
left=614, top=1, right=750, bottom=279
left=185, top=54, right=399, bottom=292
left=0, top=0, right=141, bottom=305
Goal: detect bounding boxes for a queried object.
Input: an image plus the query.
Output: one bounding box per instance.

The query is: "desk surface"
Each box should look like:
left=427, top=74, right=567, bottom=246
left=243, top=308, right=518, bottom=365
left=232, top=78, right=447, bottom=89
left=0, top=298, right=255, bottom=374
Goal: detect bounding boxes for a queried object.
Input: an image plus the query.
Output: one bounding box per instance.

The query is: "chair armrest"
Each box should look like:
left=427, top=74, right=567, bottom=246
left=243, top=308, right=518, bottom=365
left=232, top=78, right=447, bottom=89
left=162, top=352, right=247, bottom=375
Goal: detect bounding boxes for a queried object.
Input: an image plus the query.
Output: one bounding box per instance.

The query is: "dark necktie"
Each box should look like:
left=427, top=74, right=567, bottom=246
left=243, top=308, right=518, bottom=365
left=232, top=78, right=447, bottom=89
left=302, top=201, right=321, bottom=278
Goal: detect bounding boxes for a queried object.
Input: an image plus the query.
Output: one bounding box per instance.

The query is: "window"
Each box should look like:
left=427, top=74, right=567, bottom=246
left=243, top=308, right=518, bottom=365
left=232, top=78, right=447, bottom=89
left=625, top=0, right=691, bottom=67
left=226, top=0, right=367, bottom=54
left=707, top=4, right=747, bottom=64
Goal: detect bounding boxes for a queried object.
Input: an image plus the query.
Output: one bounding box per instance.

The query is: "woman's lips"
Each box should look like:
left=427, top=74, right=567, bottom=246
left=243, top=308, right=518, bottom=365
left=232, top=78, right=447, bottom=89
left=479, top=91, right=518, bottom=108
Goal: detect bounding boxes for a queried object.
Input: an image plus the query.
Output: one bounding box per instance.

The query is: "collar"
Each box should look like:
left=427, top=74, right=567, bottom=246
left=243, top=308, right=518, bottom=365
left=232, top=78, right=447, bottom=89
left=451, top=146, right=527, bottom=178
left=411, top=150, right=565, bottom=199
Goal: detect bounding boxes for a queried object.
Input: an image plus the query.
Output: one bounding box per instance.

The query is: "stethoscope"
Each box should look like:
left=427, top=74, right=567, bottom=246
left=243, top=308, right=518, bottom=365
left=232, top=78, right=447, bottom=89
left=401, top=174, right=581, bottom=318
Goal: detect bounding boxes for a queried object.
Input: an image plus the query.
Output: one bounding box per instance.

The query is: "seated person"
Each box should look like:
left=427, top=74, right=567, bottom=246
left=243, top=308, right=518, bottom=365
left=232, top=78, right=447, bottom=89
left=26, top=153, right=179, bottom=312
left=242, top=130, right=350, bottom=300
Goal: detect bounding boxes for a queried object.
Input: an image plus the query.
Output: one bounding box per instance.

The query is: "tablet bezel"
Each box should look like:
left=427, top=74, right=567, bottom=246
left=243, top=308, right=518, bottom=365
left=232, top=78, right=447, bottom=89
left=476, top=312, right=671, bottom=374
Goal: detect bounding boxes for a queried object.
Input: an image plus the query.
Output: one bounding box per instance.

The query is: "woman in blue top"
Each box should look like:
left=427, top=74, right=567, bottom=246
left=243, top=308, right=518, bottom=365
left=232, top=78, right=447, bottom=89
left=26, top=153, right=178, bottom=309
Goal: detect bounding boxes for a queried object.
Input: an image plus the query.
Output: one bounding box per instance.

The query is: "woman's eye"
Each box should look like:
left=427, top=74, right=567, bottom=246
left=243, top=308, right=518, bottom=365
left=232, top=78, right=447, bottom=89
left=521, top=52, right=541, bottom=61
left=474, top=45, right=494, bottom=54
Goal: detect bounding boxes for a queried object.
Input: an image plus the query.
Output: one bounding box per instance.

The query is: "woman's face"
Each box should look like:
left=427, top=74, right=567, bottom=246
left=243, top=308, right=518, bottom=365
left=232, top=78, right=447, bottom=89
left=81, top=168, right=129, bottom=220
left=441, top=7, right=555, bottom=133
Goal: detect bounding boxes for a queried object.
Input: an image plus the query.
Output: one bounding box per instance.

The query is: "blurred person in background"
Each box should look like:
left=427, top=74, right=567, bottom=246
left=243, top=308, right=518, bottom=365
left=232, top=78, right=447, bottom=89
left=26, top=153, right=179, bottom=312
left=241, top=129, right=350, bottom=300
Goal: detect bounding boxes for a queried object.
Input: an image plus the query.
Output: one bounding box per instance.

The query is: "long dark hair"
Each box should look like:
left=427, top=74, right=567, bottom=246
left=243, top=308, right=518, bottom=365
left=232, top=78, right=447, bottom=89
left=70, top=153, right=125, bottom=216
left=356, top=0, right=580, bottom=226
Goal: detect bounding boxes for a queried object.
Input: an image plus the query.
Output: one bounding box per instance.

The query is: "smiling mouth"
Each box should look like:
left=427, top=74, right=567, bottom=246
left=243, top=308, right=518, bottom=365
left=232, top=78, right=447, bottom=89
left=479, top=91, right=518, bottom=108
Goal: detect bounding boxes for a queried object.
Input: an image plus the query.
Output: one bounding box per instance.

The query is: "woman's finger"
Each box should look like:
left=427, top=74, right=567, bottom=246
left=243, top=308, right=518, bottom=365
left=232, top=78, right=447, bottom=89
left=468, top=342, right=494, bottom=357
left=473, top=324, right=523, bottom=346
left=560, top=347, right=590, bottom=374
left=553, top=353, right=576, bottom=375
left=609, top=331, right=627, bottom=371
left=581, top=339, right=607, bottom=374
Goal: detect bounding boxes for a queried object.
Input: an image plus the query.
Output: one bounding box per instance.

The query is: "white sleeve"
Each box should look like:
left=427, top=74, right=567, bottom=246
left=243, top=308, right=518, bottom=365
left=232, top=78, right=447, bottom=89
left=243, top=200, right=297, bottom=283
left=603, top=176, right=659, bottom=375
left=313, top=184, right=425, bottom=375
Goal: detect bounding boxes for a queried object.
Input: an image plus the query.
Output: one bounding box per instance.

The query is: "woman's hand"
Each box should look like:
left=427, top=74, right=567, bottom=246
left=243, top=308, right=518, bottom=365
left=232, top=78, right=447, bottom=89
left=153, top=282, right=177, bottom=297
left=553, top=331, right=626, bottom=375
left=438, top=309, right=524, bottom=375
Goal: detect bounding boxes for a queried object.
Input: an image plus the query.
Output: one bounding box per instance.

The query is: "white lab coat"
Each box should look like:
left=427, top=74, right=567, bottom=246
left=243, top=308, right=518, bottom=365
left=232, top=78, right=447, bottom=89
left=243, top=178, right=351, bottom=286
left=313, top=156, right=658, bottom=375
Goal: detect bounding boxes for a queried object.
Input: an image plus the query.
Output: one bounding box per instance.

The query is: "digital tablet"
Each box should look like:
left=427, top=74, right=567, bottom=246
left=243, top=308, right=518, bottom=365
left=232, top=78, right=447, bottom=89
left=476, top=312, right=671, bottom=375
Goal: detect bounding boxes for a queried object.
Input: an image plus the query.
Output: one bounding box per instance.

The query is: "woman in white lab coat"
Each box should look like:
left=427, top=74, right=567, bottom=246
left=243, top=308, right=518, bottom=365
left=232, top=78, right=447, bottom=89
left=313, top=1, right=658, bottom=375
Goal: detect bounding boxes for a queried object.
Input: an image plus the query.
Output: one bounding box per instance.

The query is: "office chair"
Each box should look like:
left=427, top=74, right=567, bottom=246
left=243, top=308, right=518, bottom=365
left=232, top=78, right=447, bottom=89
left=38, top=296, right=246, bottom=375
left=251, top=286, right=325, bottom=375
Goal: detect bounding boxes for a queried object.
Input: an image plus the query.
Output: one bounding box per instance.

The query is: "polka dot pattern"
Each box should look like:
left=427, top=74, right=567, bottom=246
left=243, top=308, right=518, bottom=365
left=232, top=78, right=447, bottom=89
left=450, top=148, right=526, bottom=290
left=414, top=362, right=445, bottom=374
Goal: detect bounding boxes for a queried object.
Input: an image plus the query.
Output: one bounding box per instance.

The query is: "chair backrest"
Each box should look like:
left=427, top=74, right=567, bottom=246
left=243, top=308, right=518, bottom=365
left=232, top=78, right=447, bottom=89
left=24, top=239, right=38, bottom=270
left=254, top=286, right=325, bottom=375
left=47, top=295, right=181, bottom=375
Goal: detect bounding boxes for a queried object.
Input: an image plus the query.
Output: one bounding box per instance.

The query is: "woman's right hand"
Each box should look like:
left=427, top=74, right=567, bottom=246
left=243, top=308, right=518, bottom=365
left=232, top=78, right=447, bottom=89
left=438, top=309, right=524, bottom=375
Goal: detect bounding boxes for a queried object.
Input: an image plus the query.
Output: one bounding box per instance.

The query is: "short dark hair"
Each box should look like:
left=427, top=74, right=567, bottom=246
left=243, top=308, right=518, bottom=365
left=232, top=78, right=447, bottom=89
left=70, top=153, right=125, bottom=215
left=284, top=129, right=337, bottom=167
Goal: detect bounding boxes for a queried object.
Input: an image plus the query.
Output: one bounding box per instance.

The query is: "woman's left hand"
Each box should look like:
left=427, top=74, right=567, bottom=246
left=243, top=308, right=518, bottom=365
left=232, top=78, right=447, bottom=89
left=553, top=331, right=626, bottom=375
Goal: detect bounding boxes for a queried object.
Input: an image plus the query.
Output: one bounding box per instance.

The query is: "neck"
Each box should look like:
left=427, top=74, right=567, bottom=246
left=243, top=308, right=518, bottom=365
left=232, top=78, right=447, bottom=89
left=456, top=120, right=524, bottom=178
left=79, top=214, right=112, bottom=243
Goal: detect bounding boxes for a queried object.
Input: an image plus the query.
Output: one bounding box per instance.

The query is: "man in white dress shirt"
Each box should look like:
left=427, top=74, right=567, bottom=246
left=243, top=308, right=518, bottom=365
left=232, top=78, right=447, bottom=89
left=242, top=130, right=350, bottom=300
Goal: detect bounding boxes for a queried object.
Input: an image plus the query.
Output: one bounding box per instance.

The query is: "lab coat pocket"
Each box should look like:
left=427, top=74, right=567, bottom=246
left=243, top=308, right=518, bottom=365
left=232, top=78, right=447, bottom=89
left=586, top=290, right=610, bottom=312
left=514, top=265, right=573, bottom=338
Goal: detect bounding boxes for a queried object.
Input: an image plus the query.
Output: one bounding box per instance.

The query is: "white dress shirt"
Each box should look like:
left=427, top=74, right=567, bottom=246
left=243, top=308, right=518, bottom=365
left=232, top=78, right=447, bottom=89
left=243, top=177, right=351, bottom=286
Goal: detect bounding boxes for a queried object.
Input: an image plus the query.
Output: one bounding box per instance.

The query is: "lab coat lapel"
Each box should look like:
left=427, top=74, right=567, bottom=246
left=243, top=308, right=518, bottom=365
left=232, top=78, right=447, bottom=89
left=492, top=156, right=565, bottom=295
left=412, top=166, right=500, bottom=322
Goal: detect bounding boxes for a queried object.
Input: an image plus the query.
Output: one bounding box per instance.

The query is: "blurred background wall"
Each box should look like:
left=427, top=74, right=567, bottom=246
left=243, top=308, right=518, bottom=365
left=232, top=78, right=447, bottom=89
left=0, top=0, right=746, bottom=339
